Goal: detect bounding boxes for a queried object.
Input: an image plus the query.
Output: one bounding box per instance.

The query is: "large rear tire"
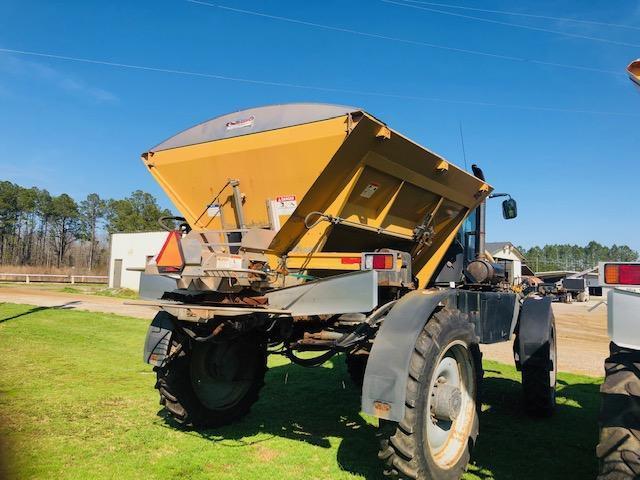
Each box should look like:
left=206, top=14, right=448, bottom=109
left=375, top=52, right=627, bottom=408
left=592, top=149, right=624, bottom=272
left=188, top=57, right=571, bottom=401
left=596, top=343, right=640, bottom=479
left=155, top=332, right=267, bottom=428
left=378, top=308, right=481, bottom=480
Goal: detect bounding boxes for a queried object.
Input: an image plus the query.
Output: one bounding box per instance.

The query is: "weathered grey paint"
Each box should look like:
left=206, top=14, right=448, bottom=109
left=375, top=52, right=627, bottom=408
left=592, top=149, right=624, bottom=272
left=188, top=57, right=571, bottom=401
left=150, top=103, right=359, bottom=152
left=265, top=270, right=378, bottom=316
left=138, top=273, right=178, bottom=300
left=607, top=288, right=640, bottom=349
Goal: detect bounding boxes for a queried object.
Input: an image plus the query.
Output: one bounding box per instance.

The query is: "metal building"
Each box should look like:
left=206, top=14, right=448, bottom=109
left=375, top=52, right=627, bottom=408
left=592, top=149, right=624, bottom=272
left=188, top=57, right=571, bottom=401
left=485, top=242, right=526, bottom=284
left=108, top=231, right=168, bottom=290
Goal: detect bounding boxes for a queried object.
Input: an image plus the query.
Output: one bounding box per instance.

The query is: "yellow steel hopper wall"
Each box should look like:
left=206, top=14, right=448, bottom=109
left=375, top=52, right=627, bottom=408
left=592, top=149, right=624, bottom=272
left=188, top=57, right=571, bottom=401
left=143, top=108, right=492, bottom=285
left=144, top=116, right=350, bottom=231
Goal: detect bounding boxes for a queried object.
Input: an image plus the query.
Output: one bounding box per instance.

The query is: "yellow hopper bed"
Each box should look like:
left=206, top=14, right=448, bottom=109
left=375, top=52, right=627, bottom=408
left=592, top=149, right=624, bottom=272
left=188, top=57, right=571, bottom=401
left=141, top=103, right=490, bottom=294
left=138, top=104, right=558, bottom=480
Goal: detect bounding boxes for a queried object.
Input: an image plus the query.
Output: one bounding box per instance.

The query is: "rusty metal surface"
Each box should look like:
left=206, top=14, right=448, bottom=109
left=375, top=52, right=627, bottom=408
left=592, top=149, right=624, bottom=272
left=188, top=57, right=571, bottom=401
left=125, top=300, right=290, bottom=322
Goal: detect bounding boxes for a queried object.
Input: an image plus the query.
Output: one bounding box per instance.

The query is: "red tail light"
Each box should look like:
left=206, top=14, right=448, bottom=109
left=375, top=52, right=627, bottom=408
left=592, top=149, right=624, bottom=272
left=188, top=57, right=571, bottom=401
left=364, top=253, right=394, bottom=270
left=156, top=231, right=184, bottom=273
left=604, top=263, right=640, bottom=285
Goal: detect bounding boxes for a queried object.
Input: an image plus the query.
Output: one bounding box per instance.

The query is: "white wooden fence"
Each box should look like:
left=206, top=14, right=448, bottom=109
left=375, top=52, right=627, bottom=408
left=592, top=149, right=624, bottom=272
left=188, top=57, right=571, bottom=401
left=0, top=273, right=108, bottom=284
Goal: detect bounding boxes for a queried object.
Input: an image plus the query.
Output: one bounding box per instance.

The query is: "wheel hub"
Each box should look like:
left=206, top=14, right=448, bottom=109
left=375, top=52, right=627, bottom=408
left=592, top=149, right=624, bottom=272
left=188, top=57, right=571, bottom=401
left=424, top=342, right=476, bottom=466
left=190, top=340, right=256, bottom=411
left=431, top=379, right=462, bottom=422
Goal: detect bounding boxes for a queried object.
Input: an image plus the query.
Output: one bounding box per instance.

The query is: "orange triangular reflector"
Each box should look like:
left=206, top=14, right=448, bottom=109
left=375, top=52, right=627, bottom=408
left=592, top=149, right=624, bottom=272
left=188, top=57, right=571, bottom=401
left=156, top=231, right=184, bottom=273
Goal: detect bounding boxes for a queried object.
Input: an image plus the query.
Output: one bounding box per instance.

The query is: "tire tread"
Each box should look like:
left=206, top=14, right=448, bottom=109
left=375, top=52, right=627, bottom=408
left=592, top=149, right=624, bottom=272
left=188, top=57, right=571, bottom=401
left=378, top=309, right=481, bottom=480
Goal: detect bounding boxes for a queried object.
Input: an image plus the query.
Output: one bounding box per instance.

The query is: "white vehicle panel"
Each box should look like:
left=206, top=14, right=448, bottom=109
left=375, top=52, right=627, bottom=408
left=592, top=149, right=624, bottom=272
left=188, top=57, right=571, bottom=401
left=608, top=288, right=640, bottom=349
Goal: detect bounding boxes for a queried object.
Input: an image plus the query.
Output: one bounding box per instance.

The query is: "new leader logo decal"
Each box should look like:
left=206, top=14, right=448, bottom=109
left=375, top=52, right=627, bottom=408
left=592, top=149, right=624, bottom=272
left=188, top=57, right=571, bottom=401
left=225, top=115, right=255, bottom=131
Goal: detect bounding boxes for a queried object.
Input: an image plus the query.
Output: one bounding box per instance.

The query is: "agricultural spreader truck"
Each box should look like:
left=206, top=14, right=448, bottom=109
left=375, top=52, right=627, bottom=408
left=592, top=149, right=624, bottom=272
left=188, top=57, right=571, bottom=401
left=137, top=104, right=557, bottom=479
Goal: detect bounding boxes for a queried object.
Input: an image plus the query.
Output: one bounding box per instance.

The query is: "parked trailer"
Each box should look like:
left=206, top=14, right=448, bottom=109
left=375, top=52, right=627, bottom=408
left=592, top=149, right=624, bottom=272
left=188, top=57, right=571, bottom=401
left=136, top=104, right=557, bottom=480
left=536, top=277, right=589, bottom=303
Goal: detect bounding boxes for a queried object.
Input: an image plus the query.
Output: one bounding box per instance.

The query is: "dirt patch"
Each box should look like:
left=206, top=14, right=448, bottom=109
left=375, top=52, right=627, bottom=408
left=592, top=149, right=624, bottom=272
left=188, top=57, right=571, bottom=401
left=0, top=285, right=154, bottom=320
left=252, top=445, right=280, bottom=462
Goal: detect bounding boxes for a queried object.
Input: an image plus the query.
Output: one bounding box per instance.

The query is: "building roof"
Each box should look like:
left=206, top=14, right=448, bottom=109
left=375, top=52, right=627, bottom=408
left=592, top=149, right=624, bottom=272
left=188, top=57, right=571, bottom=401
left=485, top=241, right=526, bottom=261
left=536, top=270, right=599, bottom=279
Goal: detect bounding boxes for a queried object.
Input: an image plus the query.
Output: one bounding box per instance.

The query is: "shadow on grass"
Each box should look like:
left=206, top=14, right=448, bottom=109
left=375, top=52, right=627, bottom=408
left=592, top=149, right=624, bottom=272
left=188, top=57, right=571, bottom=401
left=0, top=301, right=81, bottom=323
left=157, top=357, right=600, bottom=479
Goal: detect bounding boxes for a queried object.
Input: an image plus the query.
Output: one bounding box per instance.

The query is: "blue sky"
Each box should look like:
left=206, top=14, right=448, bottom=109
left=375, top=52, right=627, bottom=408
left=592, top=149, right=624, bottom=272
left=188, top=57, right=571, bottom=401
left=1, top=0, right=639, bottom=250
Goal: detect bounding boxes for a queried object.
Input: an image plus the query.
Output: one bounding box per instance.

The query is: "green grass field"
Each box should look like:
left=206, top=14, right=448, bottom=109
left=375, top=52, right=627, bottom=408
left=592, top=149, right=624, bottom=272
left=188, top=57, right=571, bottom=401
left=0, top=303, right=601, bottom=479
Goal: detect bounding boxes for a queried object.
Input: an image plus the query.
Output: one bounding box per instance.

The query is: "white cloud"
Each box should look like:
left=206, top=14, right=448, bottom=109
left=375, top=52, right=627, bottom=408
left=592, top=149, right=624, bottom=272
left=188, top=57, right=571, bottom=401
left=0, top=54, right=118, bottom=103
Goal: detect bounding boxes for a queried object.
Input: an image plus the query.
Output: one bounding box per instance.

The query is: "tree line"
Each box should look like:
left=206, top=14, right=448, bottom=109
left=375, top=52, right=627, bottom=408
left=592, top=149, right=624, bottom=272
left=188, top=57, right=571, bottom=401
left=518, top=241, right=639, bottom=273
left=0, top=181, right=173, bottom=272
left=3, top=180, right=637, bottom=275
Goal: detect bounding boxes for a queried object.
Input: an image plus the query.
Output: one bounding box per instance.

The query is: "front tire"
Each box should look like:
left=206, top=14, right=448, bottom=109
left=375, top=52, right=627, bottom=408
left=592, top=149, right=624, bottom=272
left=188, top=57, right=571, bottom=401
left=378, top=308, right=481, bottom=480
left=597, top=343, right=640, bottom=479
left=155, top=332, right=267, bottom=428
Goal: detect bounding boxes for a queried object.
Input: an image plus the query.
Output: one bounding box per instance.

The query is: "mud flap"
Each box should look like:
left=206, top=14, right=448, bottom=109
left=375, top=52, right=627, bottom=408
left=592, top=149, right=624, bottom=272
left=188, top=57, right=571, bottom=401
left=143, top=311, right=175, bottom=367
left=362, top=289, right=457, bottom=422
left=514, top=296, right=554, bottom=370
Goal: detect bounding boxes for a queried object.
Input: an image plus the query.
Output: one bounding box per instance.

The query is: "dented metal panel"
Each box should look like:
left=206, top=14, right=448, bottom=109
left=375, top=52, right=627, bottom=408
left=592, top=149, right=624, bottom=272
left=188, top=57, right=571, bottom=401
left=265, top=270, right=378, bottom=316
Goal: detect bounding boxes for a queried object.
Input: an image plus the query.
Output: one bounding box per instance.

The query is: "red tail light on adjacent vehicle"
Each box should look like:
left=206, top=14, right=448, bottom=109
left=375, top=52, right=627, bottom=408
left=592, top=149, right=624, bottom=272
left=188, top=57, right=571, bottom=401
left=603, top=263, right=640, bottom=285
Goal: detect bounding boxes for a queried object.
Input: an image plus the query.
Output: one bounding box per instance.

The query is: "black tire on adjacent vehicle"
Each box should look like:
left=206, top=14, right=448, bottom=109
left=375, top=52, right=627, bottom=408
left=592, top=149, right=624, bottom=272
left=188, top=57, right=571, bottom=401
left=155, top=331, right=267, bottom=428
left=378, top=308, right=482, bottom=480
left=346, top=352, right=368, bottom=387
left=519, top=318, right=557, bottom=417
left=596, top=342, right=640, bottom=480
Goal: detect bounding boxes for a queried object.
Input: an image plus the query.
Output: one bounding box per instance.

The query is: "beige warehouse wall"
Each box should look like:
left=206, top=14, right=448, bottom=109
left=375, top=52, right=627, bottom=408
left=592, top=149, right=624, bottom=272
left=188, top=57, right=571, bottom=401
left=490, top=247, right=523, bottom=284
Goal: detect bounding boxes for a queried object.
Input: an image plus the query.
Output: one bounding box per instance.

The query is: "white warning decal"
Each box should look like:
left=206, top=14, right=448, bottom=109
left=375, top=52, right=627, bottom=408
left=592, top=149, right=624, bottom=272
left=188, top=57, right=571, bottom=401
left=215, top=255, right=243, bottom=270
left=207, top=203, right=221, bottom=217
left=225, top=115, right=255, bottom=131
left=275, top=195, right=297, bottom=215
left=360, top=183, right=379, bottom=198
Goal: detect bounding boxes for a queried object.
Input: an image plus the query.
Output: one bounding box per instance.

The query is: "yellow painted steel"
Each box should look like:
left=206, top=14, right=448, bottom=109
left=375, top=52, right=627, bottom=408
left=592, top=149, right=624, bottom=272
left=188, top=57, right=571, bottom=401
left=144, top=116, right=350, bottom=230
left=285, top=252, right=362, bottom=271
left=143, top=110, right=492, bottom=285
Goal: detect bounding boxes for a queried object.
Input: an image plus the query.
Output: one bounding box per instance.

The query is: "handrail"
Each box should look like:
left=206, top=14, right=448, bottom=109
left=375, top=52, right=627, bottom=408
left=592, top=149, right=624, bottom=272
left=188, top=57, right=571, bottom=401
left=0, top=273, right=108, bottom=284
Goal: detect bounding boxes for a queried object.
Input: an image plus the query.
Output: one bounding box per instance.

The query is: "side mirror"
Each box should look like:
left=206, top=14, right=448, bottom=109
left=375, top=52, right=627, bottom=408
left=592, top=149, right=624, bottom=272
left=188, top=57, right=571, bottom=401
left=502, top=198, right=517, bottom=219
